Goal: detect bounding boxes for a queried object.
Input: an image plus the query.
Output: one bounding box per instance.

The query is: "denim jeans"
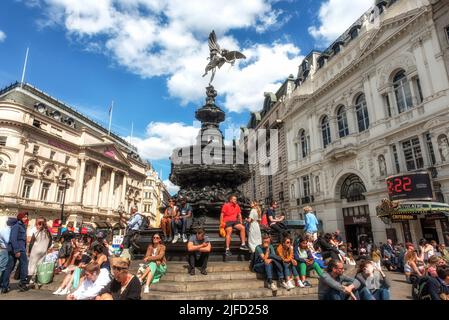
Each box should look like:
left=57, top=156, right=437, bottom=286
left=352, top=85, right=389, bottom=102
left=253, top=259, right=284, bottom=281
left=283, top=262, right=299, bottom=278
left=321, top=288, right=361, bottom=300
left=359, top=287, right=390, bottom=300
left=171, top=219, right=186, bottom=235
left=1, top=251, right=28, bottom=288
left=0, top=249, right=9, bottom=286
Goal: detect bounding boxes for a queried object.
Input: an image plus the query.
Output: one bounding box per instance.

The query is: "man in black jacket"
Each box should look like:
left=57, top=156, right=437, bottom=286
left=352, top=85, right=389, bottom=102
left=426, top=265, right=449, bottom=300
left=318, top=233, right=340, bottom=261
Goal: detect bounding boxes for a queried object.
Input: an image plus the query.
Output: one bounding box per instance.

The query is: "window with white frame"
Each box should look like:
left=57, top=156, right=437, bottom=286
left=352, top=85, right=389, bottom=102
left=299, top=129, right=309, bottom=158
left=355, top=94, right=370, bottom=132
left=402, top=137, right=424, bottom=171
left=22, top=179, right=33, bottom=198
left=391, top=145, right=401, bottom=173
left=336, top=105, right=349, bottom=138
left=321, top=116, right=331, bottom=148
left=40, top=182, right=50, bottom=201
left=57, top=185, right=66, bottom=203
left=302, top=175, right=311, bottom=197
left=393, top=70, right=413, bottom=113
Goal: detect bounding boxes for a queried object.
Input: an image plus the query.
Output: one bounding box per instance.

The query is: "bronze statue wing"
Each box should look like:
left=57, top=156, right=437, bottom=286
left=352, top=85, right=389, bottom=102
left=208, top=30, right=221, bottom=52
left=223, top=50, right=246, bottom=61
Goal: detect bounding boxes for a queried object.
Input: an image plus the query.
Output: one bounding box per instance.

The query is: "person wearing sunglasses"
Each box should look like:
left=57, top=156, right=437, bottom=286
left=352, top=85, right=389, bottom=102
left=139, top=233, right=167, bottom=294
left=276, top=237, right=301, bottom=289
left=253, top=234, right=285, bottom=292
left=318, top=259, right=360, bottom=300
left=294, top=237, right=323, bottom=288
left=27, top=217, right=52, bottom=286
left=96, top=257, right=141, bottom=300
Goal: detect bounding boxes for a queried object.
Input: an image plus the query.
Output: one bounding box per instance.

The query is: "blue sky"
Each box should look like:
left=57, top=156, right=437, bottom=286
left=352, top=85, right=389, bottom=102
left=0, top=0, right=374, bottom=193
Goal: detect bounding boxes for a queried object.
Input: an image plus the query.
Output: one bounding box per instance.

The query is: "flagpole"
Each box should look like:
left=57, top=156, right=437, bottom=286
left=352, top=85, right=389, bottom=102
left=130, top=122, right=134, bottom=145
left=108, top=100, right=114, bottom=136
left=20, top=47, right=30, bottom=88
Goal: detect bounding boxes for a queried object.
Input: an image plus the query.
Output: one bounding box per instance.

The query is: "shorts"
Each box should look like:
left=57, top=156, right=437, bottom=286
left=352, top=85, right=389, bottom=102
left=225, top=221, right=241, bottom=229
left=58, top=242, right=73, bottom=259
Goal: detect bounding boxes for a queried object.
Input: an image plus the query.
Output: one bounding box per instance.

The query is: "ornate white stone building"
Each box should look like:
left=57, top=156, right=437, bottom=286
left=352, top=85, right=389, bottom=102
left=284, top=0, right=449, bottom=246
left=0, top=82, right=148, bottom=229
left=142, top=167, right=171, bottom=228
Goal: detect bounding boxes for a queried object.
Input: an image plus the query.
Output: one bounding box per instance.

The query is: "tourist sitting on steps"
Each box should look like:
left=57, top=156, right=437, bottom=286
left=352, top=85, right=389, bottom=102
left=276, top=236, right=301, bottom=289
left=187, top=228, right=211, bottom=276
left=66, top=262, right=112, bottom=300
left=318, top=259, right=361, bottom=300
left=162, top=199, right=178, bottom=243
left=220, top=195, right=250, bottom=257
left=266, top=201, right=287, bottom=239
left=176, top=197, right=193, bottom=244
left=253, top=234, right=289, bottom=292
left=294, top=237, right=324, bottom=288
left=139, top=233, right=167, bottom=294
left=355, top=260, right=391, bottom=300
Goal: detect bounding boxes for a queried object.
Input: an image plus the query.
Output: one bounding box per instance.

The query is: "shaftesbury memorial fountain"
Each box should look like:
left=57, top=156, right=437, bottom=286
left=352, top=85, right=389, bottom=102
left=168, top=31, right=252, bottom=260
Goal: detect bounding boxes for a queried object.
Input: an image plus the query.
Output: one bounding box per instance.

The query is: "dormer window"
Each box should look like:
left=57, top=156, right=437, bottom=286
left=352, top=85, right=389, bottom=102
left=333, top=42, right=342, bottom=55
left=349, top=26, right=361, bottom=40
left=318, top=56, right=326, bottom=69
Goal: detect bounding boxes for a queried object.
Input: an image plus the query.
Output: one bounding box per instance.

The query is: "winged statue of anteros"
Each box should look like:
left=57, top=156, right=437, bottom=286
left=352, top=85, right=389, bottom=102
left=202, top=30, right=246, bottom=85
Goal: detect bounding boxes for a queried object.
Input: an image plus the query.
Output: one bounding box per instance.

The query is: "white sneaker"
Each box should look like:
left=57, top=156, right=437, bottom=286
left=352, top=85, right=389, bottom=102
left=287, top=280, right=295, bottom=289
left=296, top=279, right=305, bottom=288
left=58, top=288, right=70, bottom=295
left=144, top=286, right=150, bottom=294
left=269, top=282, right=277, bottom=291
left=280, top=281, right=290, bottom=290
left=172, top=234, right=180, bottom=244
left=52, top=288, right=62, bottom=295
left=182, top=234, right=187, bottom=243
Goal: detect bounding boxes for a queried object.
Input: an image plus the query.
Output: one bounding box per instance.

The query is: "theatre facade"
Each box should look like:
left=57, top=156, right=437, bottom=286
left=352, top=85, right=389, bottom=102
left=0, top=82, right=148, bottom=229
left=283, top=0, right=449, bottom=246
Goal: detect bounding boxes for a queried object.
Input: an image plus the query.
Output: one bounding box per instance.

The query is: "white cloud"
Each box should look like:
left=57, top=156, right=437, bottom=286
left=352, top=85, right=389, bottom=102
left=128, top=121, right=199, bottom=161
left=163, top=179, right=180, bottom=195
left=0, top=31, right=6, bottom=42
left=308, top=0, right=374, bottom=46
left=28, top=0, right=299, bottom=113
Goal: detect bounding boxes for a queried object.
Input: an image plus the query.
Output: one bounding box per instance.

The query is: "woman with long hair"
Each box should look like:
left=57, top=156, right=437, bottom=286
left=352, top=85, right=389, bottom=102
left=404, top=243, right=424, bottom=283
left=28, top=217, right=52, bottom=285
left=247, top=200, right=262, bottom=253
left=92, top=244, right=110, bottom=272
left=138, top=233, right=167, bottom=294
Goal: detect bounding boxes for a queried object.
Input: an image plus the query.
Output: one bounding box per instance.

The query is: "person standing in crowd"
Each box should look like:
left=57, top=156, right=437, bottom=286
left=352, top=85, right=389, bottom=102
left=220, top=195, right=249, bottom=257
left=0, top=217, right=15, bottom=293
left=161, top=199, right=178, bottom=243
left=266, top=200, right=287, bottom=238
left=57, top=221, right=75, bottom=271
left=187, top=228, right=211, bottom=276
left=67, top=262, right=112, bottom=300
left=247, top=200, right=262, bottom=253
left=253, top=234, right=286, bottom=292
left=96, top=257, right=141, bottom=300
left=139, top=233, right=167, bottom=294
left=304, top=206, right=319, bottom=241
left=294, top=237, right=323, bottom=288
left=355, top=260, right=391, bottom=300
left=318, top=259, right=361, bottom=300
left=276, top=237, right=300, bottom=289
left=178, top=197, right=193, bottom=243
left=1, top=212, right=30, bottom=293
left=123, top=206, right=143, bottom=248
left=28, top=217, right=52, bottom=286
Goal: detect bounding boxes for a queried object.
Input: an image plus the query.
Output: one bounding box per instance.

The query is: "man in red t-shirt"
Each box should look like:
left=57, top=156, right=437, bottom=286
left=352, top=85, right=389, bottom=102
left=220, top=195, right=249, bottom=256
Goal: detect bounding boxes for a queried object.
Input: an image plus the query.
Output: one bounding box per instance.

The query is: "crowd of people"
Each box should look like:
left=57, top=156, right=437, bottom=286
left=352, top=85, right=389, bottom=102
left=1, top=196, right=449, bottom=301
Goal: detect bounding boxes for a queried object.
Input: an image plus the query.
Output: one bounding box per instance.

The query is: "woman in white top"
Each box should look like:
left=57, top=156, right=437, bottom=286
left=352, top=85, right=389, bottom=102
left=28, top=217, right=52, bottom=284
left=246, top=201, right=262, bottom=253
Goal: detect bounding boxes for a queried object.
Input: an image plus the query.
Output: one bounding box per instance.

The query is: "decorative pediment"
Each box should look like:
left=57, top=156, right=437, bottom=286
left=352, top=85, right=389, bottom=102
left=85, top=143, right=131, bottom=167
left=423, top=116, right=449, bottom=131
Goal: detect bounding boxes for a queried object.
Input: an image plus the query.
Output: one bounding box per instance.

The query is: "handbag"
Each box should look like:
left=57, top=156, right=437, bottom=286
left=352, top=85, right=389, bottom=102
left=37, top=261, right=55, bottom=284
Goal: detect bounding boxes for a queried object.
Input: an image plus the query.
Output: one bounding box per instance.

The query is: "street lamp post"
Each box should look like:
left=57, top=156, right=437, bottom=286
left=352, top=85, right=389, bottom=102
left=58, top=178, right=69, bottom=237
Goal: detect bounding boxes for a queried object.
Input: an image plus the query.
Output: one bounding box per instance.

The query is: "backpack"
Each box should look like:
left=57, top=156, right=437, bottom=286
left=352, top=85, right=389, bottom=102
left=138, top=214, right=150, bottom=231
left=412, top=276, right=432, bottom=300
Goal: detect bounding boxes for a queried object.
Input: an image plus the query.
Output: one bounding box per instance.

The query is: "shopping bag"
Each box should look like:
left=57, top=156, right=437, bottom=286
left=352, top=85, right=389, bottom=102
left=37, top=262, right=55, bottom=284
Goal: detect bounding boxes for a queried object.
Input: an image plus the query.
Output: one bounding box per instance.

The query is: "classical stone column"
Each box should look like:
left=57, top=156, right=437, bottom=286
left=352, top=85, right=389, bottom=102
left=122, top=174, right=128, bottom=206
left=76, top=159, right=86, bottom=203
left=93, top=163, right=103, bottom=207
left=108, top=169, right=116, bottom=209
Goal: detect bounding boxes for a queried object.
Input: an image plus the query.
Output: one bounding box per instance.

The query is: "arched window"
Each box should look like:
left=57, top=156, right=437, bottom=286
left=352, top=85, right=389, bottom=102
left=321, top=116, right=331, bottom=148
left=336, top=105, right=349, bottom=138
left=340, top=174, right=367, bottom=202
left=355, top=94, right=370, bottom=132
left=393, top=70, right=413, bottom=113
left=299, top=129, right=309, bottom=158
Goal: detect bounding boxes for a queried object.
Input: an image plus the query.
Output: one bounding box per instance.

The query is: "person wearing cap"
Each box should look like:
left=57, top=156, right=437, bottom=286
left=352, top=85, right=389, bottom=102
left=1, top=212, right=30, bottom=293
left=96, top=257, right=141, bottom=300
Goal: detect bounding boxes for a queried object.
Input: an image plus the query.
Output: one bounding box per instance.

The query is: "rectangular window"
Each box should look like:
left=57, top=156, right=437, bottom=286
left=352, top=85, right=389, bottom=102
left=33, top=145, right=40, bottom=155
left=426, top=133, right=436, bottom=166
left=402, top=137, right=424, bottom=171
left=40, top=182, right=50, bottom=201
left=50, top=151, right=56, bottom=160
left=252, top=175, right=257, bottom=200
left=302, top=175, right=310, bottom=197
left=267, top=175, right=273, bottom=198
left=279, top=182, right=284, bottom=201
left=392, top=145, right=401, bottom=173
left=22, top=180, right=33, bottom=198
left=57, top=186, right=66, bottom=203
left=33, top=119, right=42, bottom=128
left=278, top=157, right=282, bottom=170
left=0, top=136, right=6, bottom=147
left=446, top=26, right=449, bottom=44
